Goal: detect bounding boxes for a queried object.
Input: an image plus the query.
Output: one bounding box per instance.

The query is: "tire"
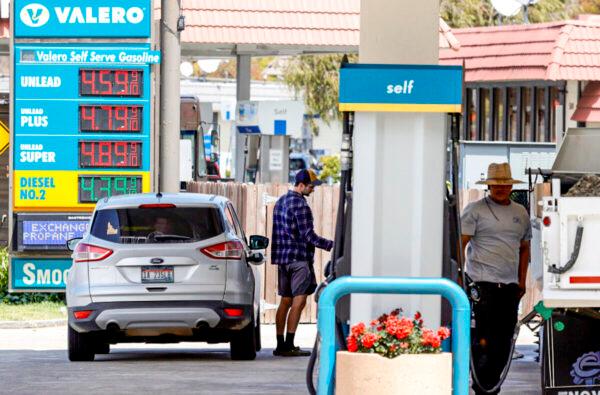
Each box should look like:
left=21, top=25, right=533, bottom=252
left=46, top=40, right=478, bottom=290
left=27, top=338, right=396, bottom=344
left=230, top=318, right=257, bottom=361
left=68, top=326, right=95, bottom=361
left=95, top=341, right=110, bottom=355
left=254, top=310, right=262, bottom=352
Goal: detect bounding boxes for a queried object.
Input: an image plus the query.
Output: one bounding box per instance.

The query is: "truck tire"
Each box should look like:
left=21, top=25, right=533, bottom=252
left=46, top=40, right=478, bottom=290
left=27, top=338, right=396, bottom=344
left=230, top=318, right=257, bottom=361
left=68, top=326, right=95, bottom=361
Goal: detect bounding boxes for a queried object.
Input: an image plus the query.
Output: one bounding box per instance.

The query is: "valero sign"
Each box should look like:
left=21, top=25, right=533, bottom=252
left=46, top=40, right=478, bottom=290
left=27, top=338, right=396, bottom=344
left=338, top=64, right=463, bottom=113
left=15, top=0, right=151, bottom=38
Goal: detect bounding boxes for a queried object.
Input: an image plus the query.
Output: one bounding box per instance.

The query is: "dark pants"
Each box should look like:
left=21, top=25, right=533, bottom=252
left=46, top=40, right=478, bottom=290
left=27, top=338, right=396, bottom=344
left=471, top=282, right=520, bottom=395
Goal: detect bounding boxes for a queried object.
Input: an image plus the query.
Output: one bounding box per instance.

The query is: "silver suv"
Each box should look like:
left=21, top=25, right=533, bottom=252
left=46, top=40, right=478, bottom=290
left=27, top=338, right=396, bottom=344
left=65, top=193, right=268, bottom=361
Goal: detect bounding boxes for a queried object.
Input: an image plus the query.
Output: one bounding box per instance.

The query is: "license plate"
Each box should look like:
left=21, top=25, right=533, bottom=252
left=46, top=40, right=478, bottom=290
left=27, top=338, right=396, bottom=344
left=141, top=266, right=174, bottom=283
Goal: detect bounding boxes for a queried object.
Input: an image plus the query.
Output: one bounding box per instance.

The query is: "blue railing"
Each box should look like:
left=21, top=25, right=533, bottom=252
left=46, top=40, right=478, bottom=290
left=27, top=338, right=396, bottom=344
left=316, top=276, right=471, bottom=395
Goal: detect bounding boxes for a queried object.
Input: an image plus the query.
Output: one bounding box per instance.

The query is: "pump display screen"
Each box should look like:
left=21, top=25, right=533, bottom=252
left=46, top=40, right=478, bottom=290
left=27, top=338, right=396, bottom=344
left=79, top=141, right=141, bottom=168
left=79, top=69, right=142, bottom=97
left=79, top=105, right=142, bottom=132
left=78, top=175, right=142, bottom=203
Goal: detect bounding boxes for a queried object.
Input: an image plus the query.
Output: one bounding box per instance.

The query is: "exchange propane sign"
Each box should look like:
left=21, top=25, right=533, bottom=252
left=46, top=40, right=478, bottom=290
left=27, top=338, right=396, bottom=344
left=10, top=0, right=157, bottom=291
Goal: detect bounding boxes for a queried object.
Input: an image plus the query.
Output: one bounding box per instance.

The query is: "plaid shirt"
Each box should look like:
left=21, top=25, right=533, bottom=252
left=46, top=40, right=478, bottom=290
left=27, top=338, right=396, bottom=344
left=271, top=190, right=333, bottom=265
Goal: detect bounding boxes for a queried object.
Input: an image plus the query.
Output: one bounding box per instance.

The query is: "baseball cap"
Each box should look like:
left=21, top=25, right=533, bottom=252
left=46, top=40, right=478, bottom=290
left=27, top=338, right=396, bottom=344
left=295, top=169, right=323, bottom=186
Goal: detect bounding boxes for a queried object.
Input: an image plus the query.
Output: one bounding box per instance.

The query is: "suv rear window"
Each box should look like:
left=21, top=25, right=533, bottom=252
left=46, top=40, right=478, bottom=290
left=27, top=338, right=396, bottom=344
left=90, top=207, right=224, bottom=244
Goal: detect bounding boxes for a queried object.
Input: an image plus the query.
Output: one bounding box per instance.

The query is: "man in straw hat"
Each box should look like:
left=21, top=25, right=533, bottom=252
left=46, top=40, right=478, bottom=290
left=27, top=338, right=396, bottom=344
left=461, top=162, right=531, bottom=395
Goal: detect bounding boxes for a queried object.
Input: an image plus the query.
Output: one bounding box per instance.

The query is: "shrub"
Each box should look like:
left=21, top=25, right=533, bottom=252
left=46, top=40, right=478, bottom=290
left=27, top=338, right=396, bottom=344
left=346, top=308, right=450, bottom=358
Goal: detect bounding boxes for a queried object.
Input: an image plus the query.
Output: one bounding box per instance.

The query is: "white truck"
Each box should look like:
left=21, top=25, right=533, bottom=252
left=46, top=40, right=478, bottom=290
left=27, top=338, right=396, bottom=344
left=530, top=128, right=600, bottom=394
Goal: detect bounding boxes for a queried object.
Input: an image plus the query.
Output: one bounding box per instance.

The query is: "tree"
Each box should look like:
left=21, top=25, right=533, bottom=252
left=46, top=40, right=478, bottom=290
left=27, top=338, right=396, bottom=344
left=283, top=1, right=583, bottom=131
left=440, top=0, right=578, bottom=28
left=283, top=54, right=356, bottom=135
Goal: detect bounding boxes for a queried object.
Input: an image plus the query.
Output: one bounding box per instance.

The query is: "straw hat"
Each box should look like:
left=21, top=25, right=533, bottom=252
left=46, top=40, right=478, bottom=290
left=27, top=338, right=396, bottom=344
left=476, top=163, right=523, bottom=185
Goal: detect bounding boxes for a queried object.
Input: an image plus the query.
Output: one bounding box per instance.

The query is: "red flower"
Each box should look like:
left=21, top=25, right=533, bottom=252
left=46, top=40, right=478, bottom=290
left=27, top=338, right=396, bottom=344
left=395, top=317, right=414, bottom=340
left=421, top=329, right=442, bottom=348
left=361, top=332, right=379, bottom=349
left=370, top=319, right=379, bottom=327
left=414, top=311, right=422, bottom=321
left=347, top=335, right=358, bottom=352
left=351, top=322, right=366, bottom=337
left=400, top=342, right=409, bottom=349
left=438, top=327, right=451, bottom=340
left=385, top=315, right=399, bottom=335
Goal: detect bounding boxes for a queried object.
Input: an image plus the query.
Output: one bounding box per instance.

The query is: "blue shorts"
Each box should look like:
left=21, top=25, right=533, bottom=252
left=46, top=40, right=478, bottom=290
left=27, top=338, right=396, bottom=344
left=277, top=261, right=317, bottom=297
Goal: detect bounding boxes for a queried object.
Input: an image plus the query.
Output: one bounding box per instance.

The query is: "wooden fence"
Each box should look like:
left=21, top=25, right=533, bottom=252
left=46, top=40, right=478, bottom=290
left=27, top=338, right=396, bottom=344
left=187, top=182, right=339, bottom=324
left=187, top=183, right=539, bottom=322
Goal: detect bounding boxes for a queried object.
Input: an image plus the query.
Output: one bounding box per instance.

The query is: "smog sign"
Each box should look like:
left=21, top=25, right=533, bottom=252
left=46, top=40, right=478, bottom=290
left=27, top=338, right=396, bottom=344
left=11, top=258, right=73, bottom=290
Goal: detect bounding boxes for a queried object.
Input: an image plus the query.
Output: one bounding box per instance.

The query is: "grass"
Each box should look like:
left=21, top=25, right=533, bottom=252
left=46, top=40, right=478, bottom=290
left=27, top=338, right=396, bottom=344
left=0, top=301, right=66, bottom=321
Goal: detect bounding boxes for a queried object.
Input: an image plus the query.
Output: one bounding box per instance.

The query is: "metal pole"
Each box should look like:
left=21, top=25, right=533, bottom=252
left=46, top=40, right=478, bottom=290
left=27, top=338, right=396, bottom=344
left=159, top=0, right=181, bottom=192
left=317, top=276, right=471, bottom=395
left=234, top=54, right=251, bottom=182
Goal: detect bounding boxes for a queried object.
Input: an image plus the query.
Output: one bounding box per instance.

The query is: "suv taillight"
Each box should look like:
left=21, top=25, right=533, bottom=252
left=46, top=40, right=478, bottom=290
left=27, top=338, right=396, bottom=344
left=200, top=241, right=244, bottom=260
left=73, top=243, right=113, bottom=263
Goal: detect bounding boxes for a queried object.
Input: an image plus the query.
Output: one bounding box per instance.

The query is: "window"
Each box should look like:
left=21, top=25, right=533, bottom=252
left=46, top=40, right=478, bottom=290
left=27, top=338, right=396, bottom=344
left=468, top=89, right=477, bottom=140
left=90, top=207, right=224, bottom=244
left=536, top=87, right=546, bottom=142
left=494, top=88, right=504, bottom=141
left=465, top=83, right=563, bottom=143
left=228, top=203, right=247, bottom=243
left=481, top=89, right=492, bottom=141
left=508, top=88, right=518, bottom=141
left=522, top=87, right=533, bottom=142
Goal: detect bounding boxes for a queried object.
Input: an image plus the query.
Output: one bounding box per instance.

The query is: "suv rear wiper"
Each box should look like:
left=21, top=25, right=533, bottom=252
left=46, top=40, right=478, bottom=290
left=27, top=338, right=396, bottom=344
left=149, top=234, right=192, bottom=242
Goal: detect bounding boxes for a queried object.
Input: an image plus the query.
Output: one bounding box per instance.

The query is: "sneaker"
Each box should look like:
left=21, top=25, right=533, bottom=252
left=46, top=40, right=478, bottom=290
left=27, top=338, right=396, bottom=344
left=273, top=347, right=288, bottom=356
left=279, top=347, right=311, bottom=357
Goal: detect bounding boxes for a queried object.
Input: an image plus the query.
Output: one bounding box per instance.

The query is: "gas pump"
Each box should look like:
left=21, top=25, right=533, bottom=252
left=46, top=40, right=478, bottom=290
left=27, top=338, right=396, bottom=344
left=180, top=96, right=222, bottom=186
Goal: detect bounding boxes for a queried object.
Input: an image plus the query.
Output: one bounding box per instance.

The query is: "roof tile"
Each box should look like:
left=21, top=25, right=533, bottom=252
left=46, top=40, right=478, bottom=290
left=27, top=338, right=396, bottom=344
left=441, top=19, right=600, bottom=82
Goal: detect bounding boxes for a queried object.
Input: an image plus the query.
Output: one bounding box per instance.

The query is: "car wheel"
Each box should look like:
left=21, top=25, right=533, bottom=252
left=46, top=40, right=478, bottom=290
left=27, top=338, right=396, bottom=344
left=95, top=341, right=110, bottom=354
left=68, top=325, right=95, bottom=361
left=230, top=318, right=257, bottom=361
left=254, top=309, right=262, bottom=352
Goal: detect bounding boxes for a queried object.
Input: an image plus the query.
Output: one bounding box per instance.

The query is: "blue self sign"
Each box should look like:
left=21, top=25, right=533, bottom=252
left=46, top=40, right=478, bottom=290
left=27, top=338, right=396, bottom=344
left=11, top=258, right=73, bottom=290
left=338, top=64, right=463, bottom=113
left=14, top=0, right=151, bottom=38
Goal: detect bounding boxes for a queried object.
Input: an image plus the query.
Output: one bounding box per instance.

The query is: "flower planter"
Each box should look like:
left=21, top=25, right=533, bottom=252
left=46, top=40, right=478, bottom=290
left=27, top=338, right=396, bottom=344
left=335, top=351, right=452, bottom=395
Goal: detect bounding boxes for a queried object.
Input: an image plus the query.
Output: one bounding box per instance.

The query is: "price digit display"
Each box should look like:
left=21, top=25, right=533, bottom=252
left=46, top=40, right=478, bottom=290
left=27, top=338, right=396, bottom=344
left=79, top=141, right=142, bottom=168
left=79, top=69, right=143, bottom=97
left=79, top=105, right=142, bottom=132
left=78, top=175, right=142, bottom=203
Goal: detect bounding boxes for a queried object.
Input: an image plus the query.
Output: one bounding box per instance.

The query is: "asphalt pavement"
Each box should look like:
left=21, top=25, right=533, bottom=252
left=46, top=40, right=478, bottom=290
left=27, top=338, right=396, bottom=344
left=0, top=324, right=542, bottom=394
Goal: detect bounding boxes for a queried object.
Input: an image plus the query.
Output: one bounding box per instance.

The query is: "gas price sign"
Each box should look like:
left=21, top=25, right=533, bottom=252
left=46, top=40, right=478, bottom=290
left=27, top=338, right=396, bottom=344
left=79, top=141, right=142, bottom=168
left=13, top=45, right=159, bottom=209
left=79, top=105, right=142, bottom=132
left=79, top=175, right=143, bottom=203
left=79, top=69, right=143, bottom=97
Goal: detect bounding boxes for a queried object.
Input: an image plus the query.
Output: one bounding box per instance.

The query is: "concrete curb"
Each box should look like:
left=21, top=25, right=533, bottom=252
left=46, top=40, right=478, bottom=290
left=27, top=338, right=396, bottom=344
left=0, top=319, right=66, bottom=329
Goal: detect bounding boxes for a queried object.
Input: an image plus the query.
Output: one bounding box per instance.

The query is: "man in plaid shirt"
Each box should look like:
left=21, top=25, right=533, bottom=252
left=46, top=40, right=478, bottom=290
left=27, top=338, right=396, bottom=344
left=272, top=169, right=333, bottom=356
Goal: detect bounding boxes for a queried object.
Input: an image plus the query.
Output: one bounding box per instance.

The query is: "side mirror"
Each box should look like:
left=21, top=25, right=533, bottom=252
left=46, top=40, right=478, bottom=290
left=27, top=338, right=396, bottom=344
left=66, top=237, right=83, bottom=252
left=249, top=235, right=269, bottom=250
left=246, top=252, right=264, bottom=265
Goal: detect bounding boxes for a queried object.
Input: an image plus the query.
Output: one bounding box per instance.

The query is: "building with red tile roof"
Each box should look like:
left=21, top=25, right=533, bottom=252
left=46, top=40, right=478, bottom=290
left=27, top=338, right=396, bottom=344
left=436, top=16, right=600, bottom=162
